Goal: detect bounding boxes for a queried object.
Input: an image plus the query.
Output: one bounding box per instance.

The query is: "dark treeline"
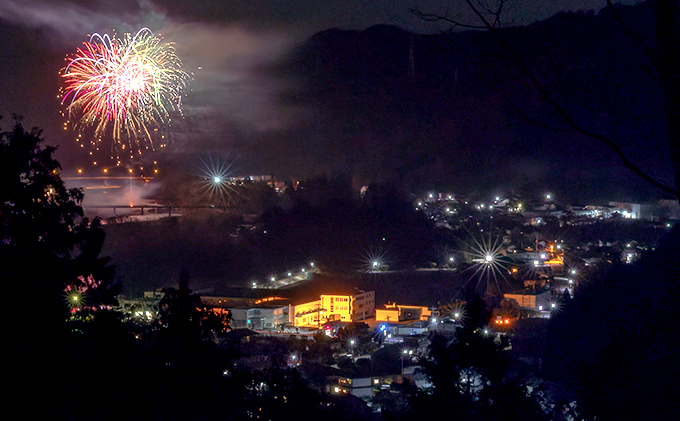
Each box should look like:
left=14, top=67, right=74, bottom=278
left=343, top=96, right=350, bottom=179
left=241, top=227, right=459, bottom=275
left=5, top=121, right=680, bottom=419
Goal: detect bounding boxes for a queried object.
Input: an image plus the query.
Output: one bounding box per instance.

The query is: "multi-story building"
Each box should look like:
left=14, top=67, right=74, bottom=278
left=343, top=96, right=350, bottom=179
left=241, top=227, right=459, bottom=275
left=352, top=291, right=375, bottom=321
left=246, top=307, right=277, bottom=330
left=229, top=308, right=249, bottom=329
left=290, top=291, right=376, bottom=328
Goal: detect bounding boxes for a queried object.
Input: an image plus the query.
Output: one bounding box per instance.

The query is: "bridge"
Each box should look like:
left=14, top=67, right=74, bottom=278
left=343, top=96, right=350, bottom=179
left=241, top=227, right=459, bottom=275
left=84, top=204, right=233, bottom=218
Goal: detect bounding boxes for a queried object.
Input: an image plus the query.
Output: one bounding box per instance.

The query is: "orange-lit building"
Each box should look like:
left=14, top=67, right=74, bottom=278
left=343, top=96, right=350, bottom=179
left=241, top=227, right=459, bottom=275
left=375, top=303, right=432, bottom=322
left=291, top=292, right=375, bottom=328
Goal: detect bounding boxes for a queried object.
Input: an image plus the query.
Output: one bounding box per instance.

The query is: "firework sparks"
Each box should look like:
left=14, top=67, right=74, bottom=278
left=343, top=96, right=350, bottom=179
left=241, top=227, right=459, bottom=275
left=63, top=274, right=102, bottom=314
left=61, top=28, right=191, bottom=161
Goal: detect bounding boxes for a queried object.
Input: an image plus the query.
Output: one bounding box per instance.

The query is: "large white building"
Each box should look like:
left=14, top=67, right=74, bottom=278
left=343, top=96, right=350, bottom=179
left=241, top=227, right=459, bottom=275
left=199, top=290, right=375, bottom=331
left=289, top=291, right=376, bottom=328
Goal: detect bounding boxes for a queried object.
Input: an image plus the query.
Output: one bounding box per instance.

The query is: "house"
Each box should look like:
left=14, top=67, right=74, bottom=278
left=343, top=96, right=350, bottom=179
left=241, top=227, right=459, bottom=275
left=329, top=376, right=383, bottom=399
left=504, top=287, right=553, bottom=314
left=229, top=308, right=249, bottom=329
left=246, top=307, right=279, bottom=330
left=394, top=321, right=430, bottom=336
left=375, top=303, right=431, bottom=322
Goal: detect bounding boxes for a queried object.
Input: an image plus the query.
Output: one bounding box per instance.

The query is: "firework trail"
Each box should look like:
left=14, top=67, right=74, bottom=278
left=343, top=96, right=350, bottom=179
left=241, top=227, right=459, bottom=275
left=61, top=28, right=191, bottom=161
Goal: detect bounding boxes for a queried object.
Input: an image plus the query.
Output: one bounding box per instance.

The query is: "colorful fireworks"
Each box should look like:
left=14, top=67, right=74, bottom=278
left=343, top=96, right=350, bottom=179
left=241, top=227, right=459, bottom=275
left=61, top=28, right=191, bottom=161
left=64, top=274, right=102, bottom=316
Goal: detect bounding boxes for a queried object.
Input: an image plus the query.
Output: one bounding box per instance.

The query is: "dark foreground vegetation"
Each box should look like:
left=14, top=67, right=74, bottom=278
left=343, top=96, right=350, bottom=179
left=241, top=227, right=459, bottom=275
left=4, top=122, right=680, bottom=420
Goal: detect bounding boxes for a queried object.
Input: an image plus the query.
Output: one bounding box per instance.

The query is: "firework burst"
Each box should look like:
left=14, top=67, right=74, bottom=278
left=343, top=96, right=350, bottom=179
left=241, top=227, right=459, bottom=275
left=61, top=28, right=191, bottom=161
left=63, top=274, right=101, bottom=312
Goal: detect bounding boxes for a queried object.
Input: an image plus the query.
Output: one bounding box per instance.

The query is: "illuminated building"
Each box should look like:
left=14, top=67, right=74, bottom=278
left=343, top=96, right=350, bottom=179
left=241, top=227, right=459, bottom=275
left=291, top=292, right=375, bottom=328
left=330, top=377, right=383, bottom=399
left=504, top=288, right=552, bottom=314
left=375, top=303, right=432, bottom=322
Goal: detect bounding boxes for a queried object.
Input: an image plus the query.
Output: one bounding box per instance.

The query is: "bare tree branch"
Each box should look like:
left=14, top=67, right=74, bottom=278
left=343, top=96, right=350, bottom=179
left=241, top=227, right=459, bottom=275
left=606, top=0, right=658, bottom=68
left=494, top=90, right=572, bottom=132
left=417, top=0, right=677, bottom=196
left=410, top=6, right=487, bottom=30
left=493, top=0, right=505, bottom=29
left=467, top=0, right=677, bottom=195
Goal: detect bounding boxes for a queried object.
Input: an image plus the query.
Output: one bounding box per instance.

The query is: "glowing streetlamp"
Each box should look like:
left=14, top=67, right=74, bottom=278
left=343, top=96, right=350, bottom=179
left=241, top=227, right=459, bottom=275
left=401, top=349, right=411, bottom=374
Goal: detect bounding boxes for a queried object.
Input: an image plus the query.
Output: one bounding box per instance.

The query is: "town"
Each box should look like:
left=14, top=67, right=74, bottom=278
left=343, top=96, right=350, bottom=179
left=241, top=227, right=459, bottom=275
left=103, top=184, right=679, bottom=418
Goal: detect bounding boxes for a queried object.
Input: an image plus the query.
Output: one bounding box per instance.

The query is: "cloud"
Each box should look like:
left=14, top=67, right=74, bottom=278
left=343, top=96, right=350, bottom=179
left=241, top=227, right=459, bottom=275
left=0, top=0, right=295, bottom=158
left=0, top=0, right=143, bottom=42
left=166, top=22, right=293, bottom=137
left=0, top=0, right=646, bottom=180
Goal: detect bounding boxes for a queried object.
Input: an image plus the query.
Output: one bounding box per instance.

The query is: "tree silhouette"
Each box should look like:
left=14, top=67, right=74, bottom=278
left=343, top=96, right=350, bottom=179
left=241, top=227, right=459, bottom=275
left=547, top=227, right=680, bottom=421
left=415, top=326, right=545, bottom=420
left=1, top=119, right=118, bottom=418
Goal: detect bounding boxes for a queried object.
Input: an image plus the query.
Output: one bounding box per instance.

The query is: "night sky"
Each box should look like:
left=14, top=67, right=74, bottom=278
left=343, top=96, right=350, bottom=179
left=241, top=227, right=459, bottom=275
left=0, top=0, right=663, bottom=203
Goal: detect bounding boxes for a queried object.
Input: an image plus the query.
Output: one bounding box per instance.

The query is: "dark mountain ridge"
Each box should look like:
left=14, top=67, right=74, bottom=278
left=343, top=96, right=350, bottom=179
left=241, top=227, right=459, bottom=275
left=264, top=1, right=671, bottom=204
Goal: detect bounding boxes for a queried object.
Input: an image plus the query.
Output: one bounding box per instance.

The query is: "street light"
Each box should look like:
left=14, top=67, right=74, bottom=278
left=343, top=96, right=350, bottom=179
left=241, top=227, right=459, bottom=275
left=401, top=349, right=410, bottom=375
